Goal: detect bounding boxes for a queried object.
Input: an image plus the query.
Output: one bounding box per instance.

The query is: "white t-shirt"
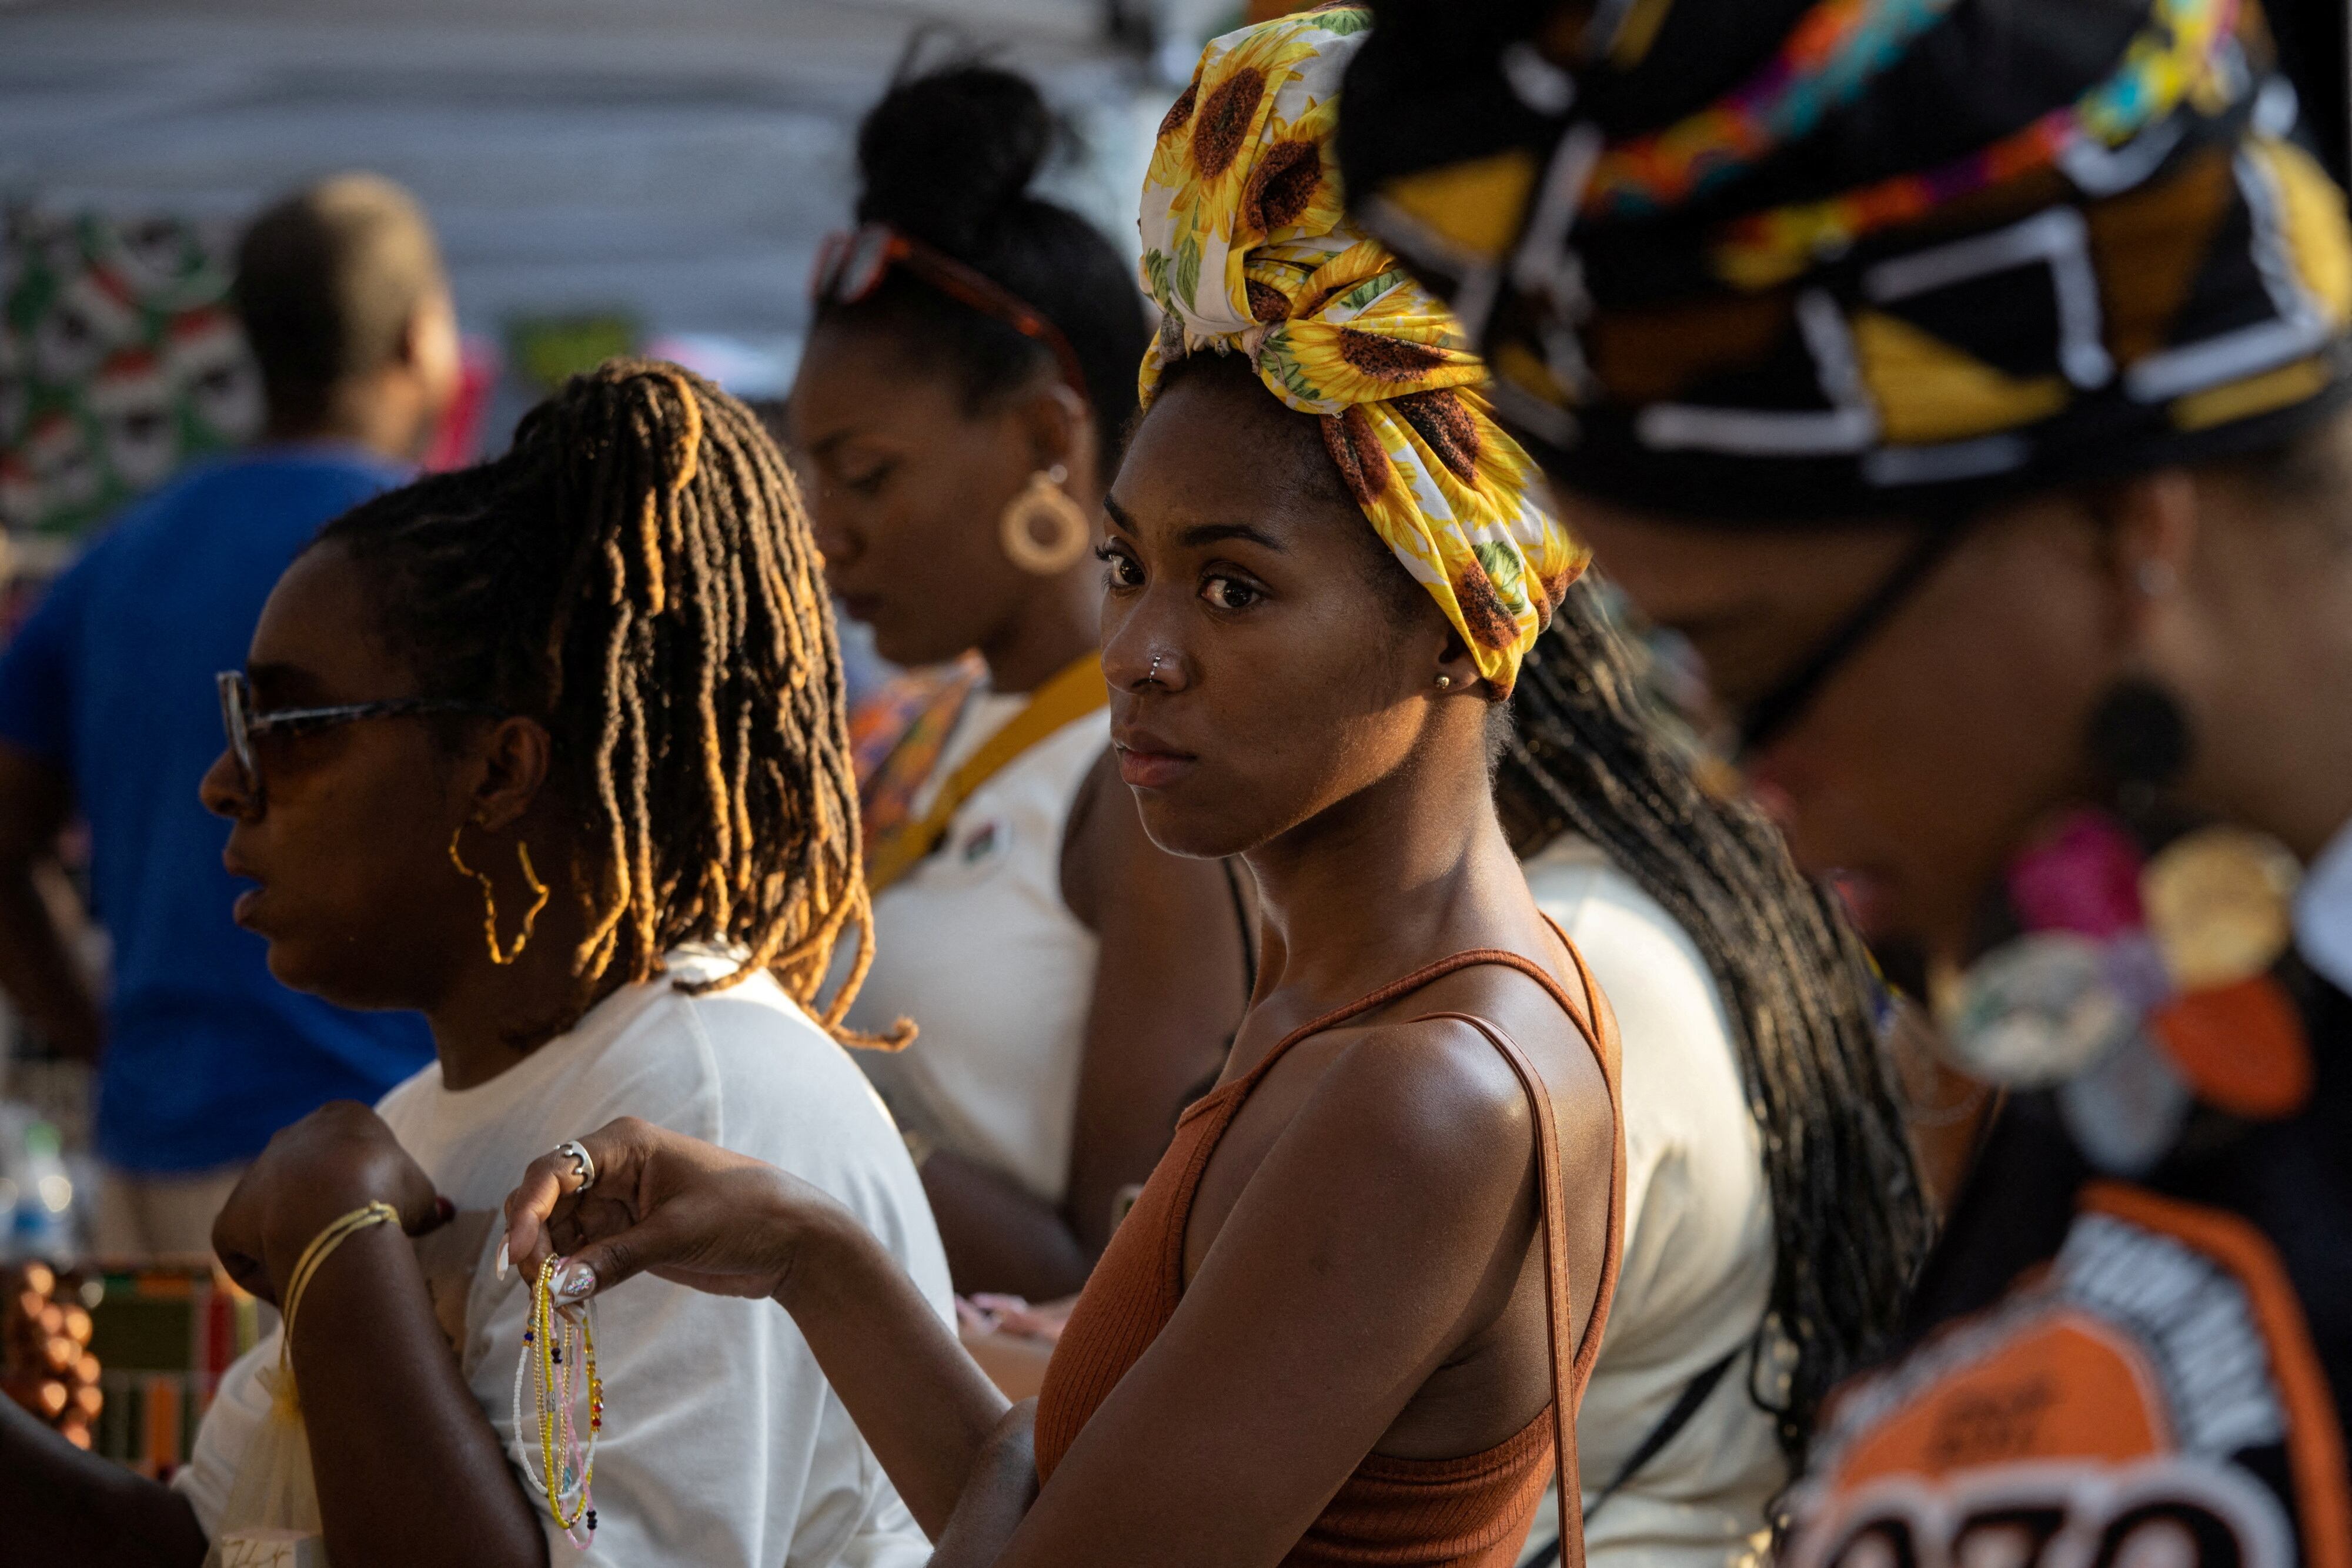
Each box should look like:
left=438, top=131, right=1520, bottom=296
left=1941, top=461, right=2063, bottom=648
left=2296, top=811, right=2352, bottom=993
left=851, top=689, right=1111, bottom=1202
left=176, top=951, right=954, bottom=1568
left=1521, top=837, right=1785, bottom=1568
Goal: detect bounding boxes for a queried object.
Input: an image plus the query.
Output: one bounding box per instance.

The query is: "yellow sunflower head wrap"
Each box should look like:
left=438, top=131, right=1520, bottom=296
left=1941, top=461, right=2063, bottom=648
left=1137, top=4, right=1587, bottom=697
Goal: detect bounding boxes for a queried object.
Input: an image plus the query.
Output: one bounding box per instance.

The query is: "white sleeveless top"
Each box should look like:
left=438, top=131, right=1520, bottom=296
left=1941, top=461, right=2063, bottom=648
left=848, top=687, right=1111, bottom=1203
left=1521, top=836, right=1785, bottom=1568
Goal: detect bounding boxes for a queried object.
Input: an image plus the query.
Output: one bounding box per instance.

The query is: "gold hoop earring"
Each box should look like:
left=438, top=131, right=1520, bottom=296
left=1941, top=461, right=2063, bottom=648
left=449, top=825, right=550, bottom=965
left=999, top=464, right=1093, bottom=575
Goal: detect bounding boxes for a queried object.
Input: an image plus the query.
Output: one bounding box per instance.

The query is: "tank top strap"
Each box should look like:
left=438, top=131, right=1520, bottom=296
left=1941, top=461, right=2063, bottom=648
left=1545, top=912, right=1622, bottom=1114
left=1157, top=925, right=1623, bottom=1568
left=1411, top=1007, right=1611, bottom=1568
left=1531, top=919, right=1625, bottom=1568
left=1204, top=924, right=1623, bottom=1568
left=1222, top=931, right=1599, bottom=1105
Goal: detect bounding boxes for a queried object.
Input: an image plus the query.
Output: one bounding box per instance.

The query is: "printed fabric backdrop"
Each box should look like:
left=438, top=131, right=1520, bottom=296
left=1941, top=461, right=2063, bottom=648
left=1, top=207, right=265, bottom=551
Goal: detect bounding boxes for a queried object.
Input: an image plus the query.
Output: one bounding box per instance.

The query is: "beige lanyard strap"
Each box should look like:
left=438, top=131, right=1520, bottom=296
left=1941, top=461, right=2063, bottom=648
left=1414, top=1011, right=1597, bottom=1568
left=863, top=654, right=1106, bottom=895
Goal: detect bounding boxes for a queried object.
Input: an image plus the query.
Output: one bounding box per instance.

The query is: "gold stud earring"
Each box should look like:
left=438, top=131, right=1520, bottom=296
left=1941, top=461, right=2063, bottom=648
left=449, top=824, right=550, bottom=965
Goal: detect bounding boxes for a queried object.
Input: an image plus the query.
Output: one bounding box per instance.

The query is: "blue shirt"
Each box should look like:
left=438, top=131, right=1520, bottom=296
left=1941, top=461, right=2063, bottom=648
left=0, top=450, right=437, bottom=1174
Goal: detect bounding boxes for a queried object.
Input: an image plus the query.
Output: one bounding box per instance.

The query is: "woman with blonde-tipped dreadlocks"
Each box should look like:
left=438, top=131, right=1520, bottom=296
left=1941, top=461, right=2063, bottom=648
left=0, top=359, right=949, bottom=1568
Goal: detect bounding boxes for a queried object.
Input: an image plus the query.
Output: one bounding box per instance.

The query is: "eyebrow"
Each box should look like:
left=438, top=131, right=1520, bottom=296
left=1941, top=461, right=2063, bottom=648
left=1180, top=521, right=1285, bottom=551
left=1101, top=494, right=1285, bottom=553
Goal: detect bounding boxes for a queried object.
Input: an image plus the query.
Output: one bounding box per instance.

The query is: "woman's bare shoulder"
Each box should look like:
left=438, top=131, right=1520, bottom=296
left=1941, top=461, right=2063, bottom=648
left=1294, top=1010, right=1560, bottom=1187
left=1323, top=948, right=1615, bottom=1161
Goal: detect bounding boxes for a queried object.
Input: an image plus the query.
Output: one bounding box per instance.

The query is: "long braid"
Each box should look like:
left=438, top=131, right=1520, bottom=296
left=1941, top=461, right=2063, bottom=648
left=318, top=357, right=901, bottom=1047
left=1498, top=577, right=1933, bottom=1489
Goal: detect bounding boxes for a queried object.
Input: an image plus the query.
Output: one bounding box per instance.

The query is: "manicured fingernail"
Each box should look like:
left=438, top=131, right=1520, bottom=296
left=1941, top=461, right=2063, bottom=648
left=553, top=1259, right=597, bottom=1305
left=495, top=1239, right=510, bottom=1281
left=435, top=1195, right=456, bottom=1223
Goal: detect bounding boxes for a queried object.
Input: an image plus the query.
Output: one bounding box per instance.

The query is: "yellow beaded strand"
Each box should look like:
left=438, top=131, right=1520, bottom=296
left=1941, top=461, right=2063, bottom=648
left=527, top=1253, right=600, bottom=1540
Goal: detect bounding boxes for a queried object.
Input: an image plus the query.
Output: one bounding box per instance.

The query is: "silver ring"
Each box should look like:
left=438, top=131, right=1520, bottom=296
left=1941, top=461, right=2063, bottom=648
left=1147, top=653, right=1163, bottom=683
left=554, top=1139, right=597, bottom=1195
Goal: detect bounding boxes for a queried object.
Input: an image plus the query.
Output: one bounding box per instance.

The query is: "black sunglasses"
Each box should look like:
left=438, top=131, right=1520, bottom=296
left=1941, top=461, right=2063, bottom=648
left=1731, top=517, right=1977, bottom=758
left=215, top=671, right=503, bottom=795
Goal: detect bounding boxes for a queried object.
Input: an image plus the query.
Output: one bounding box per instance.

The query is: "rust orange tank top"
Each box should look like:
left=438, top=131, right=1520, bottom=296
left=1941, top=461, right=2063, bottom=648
left=1034, top=940, right=1626, bottom=1568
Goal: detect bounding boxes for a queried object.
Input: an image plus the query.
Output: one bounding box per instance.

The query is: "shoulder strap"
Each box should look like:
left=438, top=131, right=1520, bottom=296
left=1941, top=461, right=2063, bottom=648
left=1215, top=932, right=1622, bottom=1566
left=863, top=653, right=1105, bottom=894
left=1542, top=914, right=1618, bottom=1092
left=1217, top=932, right=1623, bottom=1568
left=1230, top=945, right=1597, bottom=1100
left=1414, top=1008, right=1595, bottom=1568
left=1400, top=927, right=1622, bottom=1568
left=1546, top=922, right=1625, bottom=1386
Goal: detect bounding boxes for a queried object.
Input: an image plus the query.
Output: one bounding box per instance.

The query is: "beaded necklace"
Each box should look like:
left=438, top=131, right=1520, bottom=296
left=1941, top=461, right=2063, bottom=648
left=510, top=1254, right=604, bottom=1549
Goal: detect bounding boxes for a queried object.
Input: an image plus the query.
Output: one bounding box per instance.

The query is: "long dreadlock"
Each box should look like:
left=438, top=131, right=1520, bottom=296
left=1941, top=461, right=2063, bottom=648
left=318, top=358, right=898, bottom=1045
left=1496, top=577, right=1933, bottom=1483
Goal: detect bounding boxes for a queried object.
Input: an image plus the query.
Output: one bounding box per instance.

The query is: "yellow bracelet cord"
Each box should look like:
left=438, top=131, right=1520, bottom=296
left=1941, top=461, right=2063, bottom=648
left=274, top=1201, right=403, bottom=1407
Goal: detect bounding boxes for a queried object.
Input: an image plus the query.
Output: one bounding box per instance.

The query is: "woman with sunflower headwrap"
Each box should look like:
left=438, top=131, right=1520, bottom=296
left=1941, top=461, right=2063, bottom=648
left=497, top=12, right=1926, bottom=1565
left=1341, top=0, right=2352, bottom=1561
left=797, top=60, right=1255, bottom=1305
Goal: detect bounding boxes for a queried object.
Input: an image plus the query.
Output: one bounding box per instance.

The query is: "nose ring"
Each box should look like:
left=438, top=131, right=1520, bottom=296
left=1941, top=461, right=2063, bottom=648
left=1147, top=653, right=1164, bottom=683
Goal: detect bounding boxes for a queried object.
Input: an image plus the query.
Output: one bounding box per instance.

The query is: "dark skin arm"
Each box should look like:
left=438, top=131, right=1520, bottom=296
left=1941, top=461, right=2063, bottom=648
left=928, top=1402, right=1043, bottom=1568
left=209, top=1102, right=548, bottom=1568
left=503, top=1001, right=1586, bottom=1565
left=0, top=1393, right=208, bottom=1566
left=918, top=750, right=1247, bottom=1299
left=0, top=741, right=103, bottom=1061
left=0, top=1102, right=544, bottom=1568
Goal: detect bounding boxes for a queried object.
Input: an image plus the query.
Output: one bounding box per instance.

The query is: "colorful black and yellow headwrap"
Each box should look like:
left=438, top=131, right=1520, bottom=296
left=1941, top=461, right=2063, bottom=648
left=1335, top=0, right=2352, bottom=519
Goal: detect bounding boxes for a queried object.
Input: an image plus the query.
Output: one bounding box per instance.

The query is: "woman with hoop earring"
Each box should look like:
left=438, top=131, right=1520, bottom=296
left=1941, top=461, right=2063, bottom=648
left=789, top=59, right=1257, bottom=1306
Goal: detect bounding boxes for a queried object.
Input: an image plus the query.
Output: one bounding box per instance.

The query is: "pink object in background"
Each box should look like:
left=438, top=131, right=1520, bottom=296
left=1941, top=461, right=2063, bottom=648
left=956, top=1293, right=1072, bottom=1345
left=422, top=335, right=500, bottom=472
left=2007, top=809, right=2145, bottom=938
left=956, top=1292, right=1076, bottom=1402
